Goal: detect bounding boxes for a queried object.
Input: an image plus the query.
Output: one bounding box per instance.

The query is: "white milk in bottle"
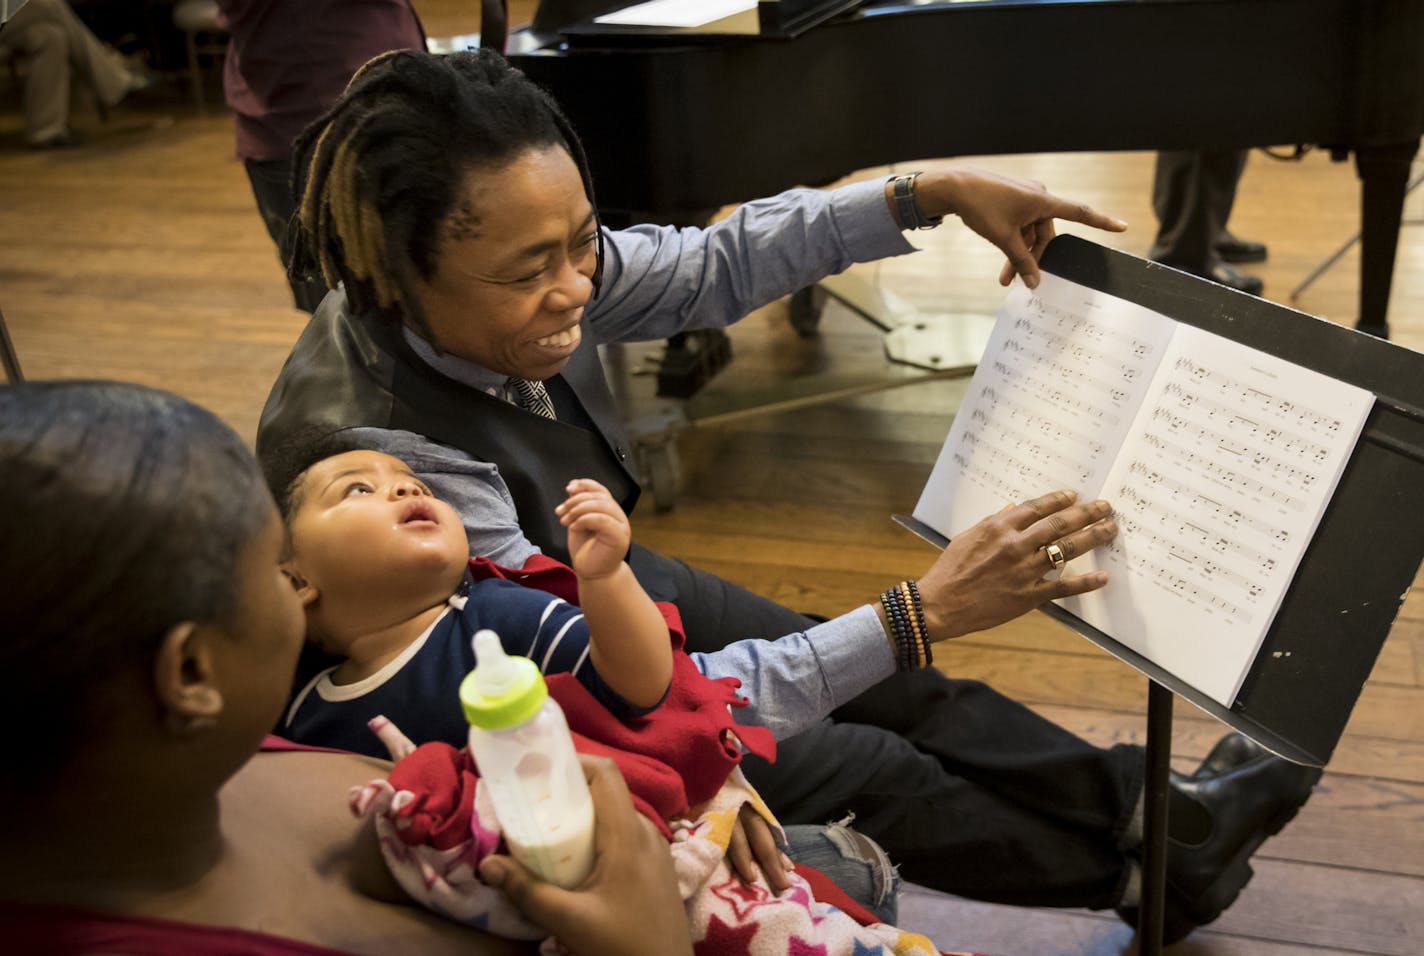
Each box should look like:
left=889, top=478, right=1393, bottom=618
left=460, top=629, right=596, bottom=888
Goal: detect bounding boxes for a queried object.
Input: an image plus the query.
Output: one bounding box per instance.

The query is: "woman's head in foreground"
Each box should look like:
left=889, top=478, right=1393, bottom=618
left=0, top=381, right=304, bottom=793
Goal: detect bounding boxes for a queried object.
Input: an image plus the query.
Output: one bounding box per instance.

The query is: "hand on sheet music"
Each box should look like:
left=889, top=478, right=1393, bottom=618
left=917, top=489, right=1116, bottom=639
left=915, top=168, right=1128, bottom=290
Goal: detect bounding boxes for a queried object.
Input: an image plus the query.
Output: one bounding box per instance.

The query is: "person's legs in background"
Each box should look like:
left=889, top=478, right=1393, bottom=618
left=1150, top=149, right=1265, bottom=295
left=244, top=158, right=330, bottom=313
left=0, top=0, right=141, bottom=146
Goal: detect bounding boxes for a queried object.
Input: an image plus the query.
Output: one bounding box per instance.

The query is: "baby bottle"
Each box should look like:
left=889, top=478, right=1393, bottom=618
left=460, top=629, right=596, bottom=889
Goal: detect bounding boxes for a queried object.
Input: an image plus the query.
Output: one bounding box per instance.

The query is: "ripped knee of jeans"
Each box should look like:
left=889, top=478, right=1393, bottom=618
left=781, top=814, right=902, bottom=925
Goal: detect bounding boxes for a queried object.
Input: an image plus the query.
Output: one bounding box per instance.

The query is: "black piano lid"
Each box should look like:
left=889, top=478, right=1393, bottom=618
left=559, top=0, right=1249, bottom=41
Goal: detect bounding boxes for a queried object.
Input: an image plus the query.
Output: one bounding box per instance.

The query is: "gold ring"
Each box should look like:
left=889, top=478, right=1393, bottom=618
left=1043, top=542, right=1067, bottom=571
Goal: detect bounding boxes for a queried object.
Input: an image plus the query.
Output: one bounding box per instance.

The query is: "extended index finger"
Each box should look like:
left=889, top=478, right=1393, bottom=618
left=1047, top=196, right=1128, bottom=233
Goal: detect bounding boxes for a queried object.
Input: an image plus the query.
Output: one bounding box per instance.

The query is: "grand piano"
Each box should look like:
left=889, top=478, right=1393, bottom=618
left=501, top=0, right=1423, bottom=337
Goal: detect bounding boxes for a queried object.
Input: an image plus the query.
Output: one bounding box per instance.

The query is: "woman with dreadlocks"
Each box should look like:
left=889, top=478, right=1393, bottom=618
left=258, top=48, right=1318, bottom=943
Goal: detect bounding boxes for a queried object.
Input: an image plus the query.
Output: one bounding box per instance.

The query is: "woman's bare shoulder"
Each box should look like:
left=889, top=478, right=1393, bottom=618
left=213, top=750, right=532, bottom=956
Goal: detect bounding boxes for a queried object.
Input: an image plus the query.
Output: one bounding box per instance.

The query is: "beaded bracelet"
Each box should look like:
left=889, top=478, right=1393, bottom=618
left=880, top=579, right=932, bottom=670
left=878, top=589, right=912, bottom=670
left=906, top=579, right=931, bottom=668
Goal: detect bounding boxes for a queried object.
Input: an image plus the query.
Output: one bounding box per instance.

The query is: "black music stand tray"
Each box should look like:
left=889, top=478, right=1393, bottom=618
left=898, top=234, right=1424, bottom=955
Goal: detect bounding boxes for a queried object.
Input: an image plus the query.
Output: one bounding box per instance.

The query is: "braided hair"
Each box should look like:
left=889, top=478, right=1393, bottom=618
left=287, top=48, right=605, bottom=339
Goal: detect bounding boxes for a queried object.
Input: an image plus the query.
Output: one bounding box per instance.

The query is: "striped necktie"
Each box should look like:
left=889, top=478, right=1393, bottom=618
left=505, top=376, right=557, bottom=420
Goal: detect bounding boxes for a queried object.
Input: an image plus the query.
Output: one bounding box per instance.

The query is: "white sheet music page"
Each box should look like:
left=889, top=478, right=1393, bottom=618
left=913, top=273, right=1175, bottom=536
left=595, top=0, right=756, bottom=27
left=1062, top=322, right=1372, bottom=704
left=914, top=273, right=1373, bottom=707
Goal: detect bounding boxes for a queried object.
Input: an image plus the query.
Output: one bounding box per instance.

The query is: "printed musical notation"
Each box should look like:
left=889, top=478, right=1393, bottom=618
left=1101, top=525, right=1248, bottom=619
left=915, top=271, right=1373, bottom=707
left=951, top=427, right=1061, bottom=503
left=1159, top=381, right=1335, bottom=467
left=978, top=387, right=1111, bottom=454
left=1119, top=464, right=1288, bottom=541
left=1001, top=332, right=1142, bottom=395
left=1173, top=358, right=1347, bottom=435
left=1137, top=420, right=1306, bottom=513
left=1018, top=294, right=1156, bottom=358
left=1110, top=504, right=1277, bottom=573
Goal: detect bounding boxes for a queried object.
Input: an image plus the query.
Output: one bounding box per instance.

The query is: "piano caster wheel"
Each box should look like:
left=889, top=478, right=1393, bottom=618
left=636, top=438, right=681, bottom=512
left=788, top=285, right=827, bottom=338
left=655, top=329, right=733, bottom=399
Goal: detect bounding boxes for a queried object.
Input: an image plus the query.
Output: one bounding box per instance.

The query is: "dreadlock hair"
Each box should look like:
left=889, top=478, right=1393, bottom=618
left=287, top=48, right=605, bottom=341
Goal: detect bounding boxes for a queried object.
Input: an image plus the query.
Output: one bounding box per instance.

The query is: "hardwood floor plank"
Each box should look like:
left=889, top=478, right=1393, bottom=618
left=902, top=855, right=1424, bottom=956
left=1029, top=703, right=1424, bottom=787
left=927, top=644, right=1424, bottom=743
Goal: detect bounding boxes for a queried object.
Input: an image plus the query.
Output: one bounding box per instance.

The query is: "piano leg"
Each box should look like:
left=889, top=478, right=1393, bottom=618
left=1354, top=140, right=1420, bottom=339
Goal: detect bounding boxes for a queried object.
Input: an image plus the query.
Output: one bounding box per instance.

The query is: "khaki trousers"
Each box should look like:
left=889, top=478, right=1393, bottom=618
left=0, top=0, right=132, bottom=143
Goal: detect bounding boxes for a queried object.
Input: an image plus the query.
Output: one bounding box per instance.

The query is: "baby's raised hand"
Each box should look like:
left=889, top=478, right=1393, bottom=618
left=556, top=478, right=632, bottom=581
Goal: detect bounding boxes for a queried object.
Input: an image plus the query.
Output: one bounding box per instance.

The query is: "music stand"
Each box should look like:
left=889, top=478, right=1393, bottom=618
left=899, top=234, right=1424, bottom=954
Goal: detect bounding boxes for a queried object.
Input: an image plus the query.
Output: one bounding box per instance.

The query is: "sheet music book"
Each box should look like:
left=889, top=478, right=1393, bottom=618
left=594, top=0, right=756, bottom=27
left=912, top=272, right=1374, bottom=706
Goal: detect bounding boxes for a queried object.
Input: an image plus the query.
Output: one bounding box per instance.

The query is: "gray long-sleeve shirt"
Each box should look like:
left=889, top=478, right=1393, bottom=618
left=343, top=179, right=918, bottom=739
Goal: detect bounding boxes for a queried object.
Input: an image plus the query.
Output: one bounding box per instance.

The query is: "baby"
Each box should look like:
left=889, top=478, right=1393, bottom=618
left=277, top=448, right=928, bottom=932
left=280, top=449, right=673, bottom=753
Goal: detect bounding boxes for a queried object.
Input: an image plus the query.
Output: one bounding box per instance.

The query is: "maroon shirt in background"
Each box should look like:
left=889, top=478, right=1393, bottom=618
left=217, top=0, right=427, bottom=162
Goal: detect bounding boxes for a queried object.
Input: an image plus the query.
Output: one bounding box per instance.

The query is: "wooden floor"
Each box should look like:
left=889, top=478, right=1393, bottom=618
left=1, top=9, right=1421, bottom=954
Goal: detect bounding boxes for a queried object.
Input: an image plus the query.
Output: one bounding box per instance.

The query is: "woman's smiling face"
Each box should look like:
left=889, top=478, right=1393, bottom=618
left=414, top=144, right=598, bottom=381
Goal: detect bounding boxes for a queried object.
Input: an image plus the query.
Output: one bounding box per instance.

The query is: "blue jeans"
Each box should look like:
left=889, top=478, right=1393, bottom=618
left=783, top=821, right=900, bottom=925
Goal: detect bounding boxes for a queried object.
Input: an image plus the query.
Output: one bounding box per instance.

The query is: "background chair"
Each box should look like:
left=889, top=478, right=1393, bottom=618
left=170, top=0, right=224, bottom=113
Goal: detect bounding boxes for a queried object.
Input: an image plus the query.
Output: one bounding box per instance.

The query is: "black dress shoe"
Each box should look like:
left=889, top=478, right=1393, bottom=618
left=1170, top=753, right=1320, bottom=934
left=1193, top=732, right=1267, bottom=778
left=1215, top=231, right=1269, bottom=264
left=1119, top=749, right=1321, bottom=943
left=1205, top=261, right=1264, bottom=296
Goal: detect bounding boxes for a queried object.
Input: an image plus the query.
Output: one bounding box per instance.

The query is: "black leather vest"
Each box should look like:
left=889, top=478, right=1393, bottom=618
left=257, top=293, right=641, bottom=563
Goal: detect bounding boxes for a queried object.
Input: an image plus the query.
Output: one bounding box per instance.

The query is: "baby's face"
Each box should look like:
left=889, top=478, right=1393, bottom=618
left=286, top=451, right=470, bottom=608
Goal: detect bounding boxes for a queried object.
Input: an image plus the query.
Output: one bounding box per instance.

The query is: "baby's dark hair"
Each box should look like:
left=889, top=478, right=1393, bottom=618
left=286, top=48, right=605, bottom=341
left=0, top=382, right=271, bottom=784
left=263, top=427, right=372, bottom=523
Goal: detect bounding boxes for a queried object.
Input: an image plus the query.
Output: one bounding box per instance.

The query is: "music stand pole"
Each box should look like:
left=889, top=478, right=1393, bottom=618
left=0, top=305, right=23, bottom=384
left=1138, top=680, right=1173, bottom=956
